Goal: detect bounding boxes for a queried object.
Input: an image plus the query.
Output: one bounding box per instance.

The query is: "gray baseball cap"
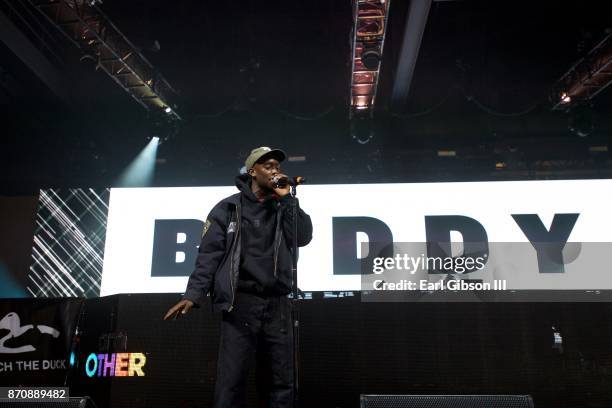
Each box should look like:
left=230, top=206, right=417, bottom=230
left=244, top=146, right=286, bottom=170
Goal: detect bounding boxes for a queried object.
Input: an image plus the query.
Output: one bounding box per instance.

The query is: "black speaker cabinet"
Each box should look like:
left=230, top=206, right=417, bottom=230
left=360, top=395, right=534, bottom=408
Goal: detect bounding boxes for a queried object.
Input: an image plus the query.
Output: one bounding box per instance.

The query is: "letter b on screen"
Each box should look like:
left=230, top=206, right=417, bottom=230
left=150, top=219, right=204, bottom=277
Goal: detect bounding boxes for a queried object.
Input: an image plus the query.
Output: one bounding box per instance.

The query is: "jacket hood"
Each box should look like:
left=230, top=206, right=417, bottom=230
left=235, top=174, right=259, bottom=202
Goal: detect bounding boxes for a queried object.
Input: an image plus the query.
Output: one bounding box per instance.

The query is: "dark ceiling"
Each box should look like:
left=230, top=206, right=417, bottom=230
left=1, top=0, right=611, bottom=194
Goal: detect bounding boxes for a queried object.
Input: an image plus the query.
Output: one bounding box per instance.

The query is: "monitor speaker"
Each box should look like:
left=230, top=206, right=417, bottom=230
left=0, top=397, right=95, bottom=408
left=360, top=394, right=534, bottom=408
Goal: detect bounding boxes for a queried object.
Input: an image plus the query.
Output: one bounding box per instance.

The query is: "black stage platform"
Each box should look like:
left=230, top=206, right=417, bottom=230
left=68, top=294, right=612, bottom=408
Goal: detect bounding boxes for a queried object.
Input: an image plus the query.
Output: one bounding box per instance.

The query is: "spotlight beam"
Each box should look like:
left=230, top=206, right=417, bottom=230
left=115, top=137, right=159, bottom=187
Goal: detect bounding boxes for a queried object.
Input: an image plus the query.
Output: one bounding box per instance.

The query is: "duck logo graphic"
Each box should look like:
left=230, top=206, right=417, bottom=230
left=0, top=312, right=60, bottom=354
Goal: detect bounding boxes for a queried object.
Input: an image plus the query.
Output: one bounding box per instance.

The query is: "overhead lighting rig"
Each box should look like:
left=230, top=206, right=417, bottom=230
left=349, top=0, right=391, bottom=119
left=28, top=0, right=180, bottom=120
left=551, top=32, right=612, bottom=111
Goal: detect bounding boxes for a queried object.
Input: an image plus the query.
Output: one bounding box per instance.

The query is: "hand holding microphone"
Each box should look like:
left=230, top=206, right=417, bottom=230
left=271, top=175, right=306, bottom=188
left=270, top=174, right=306, bottom=196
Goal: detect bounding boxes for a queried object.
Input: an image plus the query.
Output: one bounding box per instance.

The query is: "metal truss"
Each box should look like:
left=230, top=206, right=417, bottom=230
left=551, top=32, right=612, bottom=111
left=349, top=0, right=391, bottom=118
left=28, top=0, right=180, bottom=120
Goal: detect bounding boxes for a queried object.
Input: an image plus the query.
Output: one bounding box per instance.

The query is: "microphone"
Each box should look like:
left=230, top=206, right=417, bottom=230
left=272, top=175, right=307, bottom=188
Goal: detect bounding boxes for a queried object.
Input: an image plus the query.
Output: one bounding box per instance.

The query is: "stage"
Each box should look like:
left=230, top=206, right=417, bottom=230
left=2, top=294, right=611, bottom=407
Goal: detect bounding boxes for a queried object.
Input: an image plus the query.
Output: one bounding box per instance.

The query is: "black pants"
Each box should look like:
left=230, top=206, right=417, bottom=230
left=214, top=292, right=294, bottom=408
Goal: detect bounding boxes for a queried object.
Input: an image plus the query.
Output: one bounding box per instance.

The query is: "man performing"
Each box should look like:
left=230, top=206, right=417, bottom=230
left=164, top=146, right=313, bottom=408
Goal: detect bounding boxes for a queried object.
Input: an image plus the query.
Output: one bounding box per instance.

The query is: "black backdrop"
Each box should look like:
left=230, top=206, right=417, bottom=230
left=64, top=294, right=612, bottom=408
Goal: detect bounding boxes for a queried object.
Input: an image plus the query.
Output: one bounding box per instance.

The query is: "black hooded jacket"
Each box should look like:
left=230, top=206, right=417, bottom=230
left=182, top=174, right=313, bottom=311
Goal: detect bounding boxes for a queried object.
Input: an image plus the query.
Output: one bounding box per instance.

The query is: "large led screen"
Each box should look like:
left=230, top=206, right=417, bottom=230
left=99, top=179, right=612, bottom=297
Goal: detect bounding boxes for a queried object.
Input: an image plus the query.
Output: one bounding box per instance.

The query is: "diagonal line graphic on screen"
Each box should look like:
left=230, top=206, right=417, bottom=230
left=29, top=188, right=111, bottom=298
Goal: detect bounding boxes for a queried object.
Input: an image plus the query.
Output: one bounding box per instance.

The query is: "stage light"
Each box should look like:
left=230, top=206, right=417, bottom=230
left=349, top=0, right=390, bottom=118
left=560, top=92, right=571, bottom=104
left=115, top=137, right=160, bottom=187
left=361, top=45, right=381, bottom=70
left=552, top=34, right=612, bottom=110
left=164, top=106, right=172, bottom=114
